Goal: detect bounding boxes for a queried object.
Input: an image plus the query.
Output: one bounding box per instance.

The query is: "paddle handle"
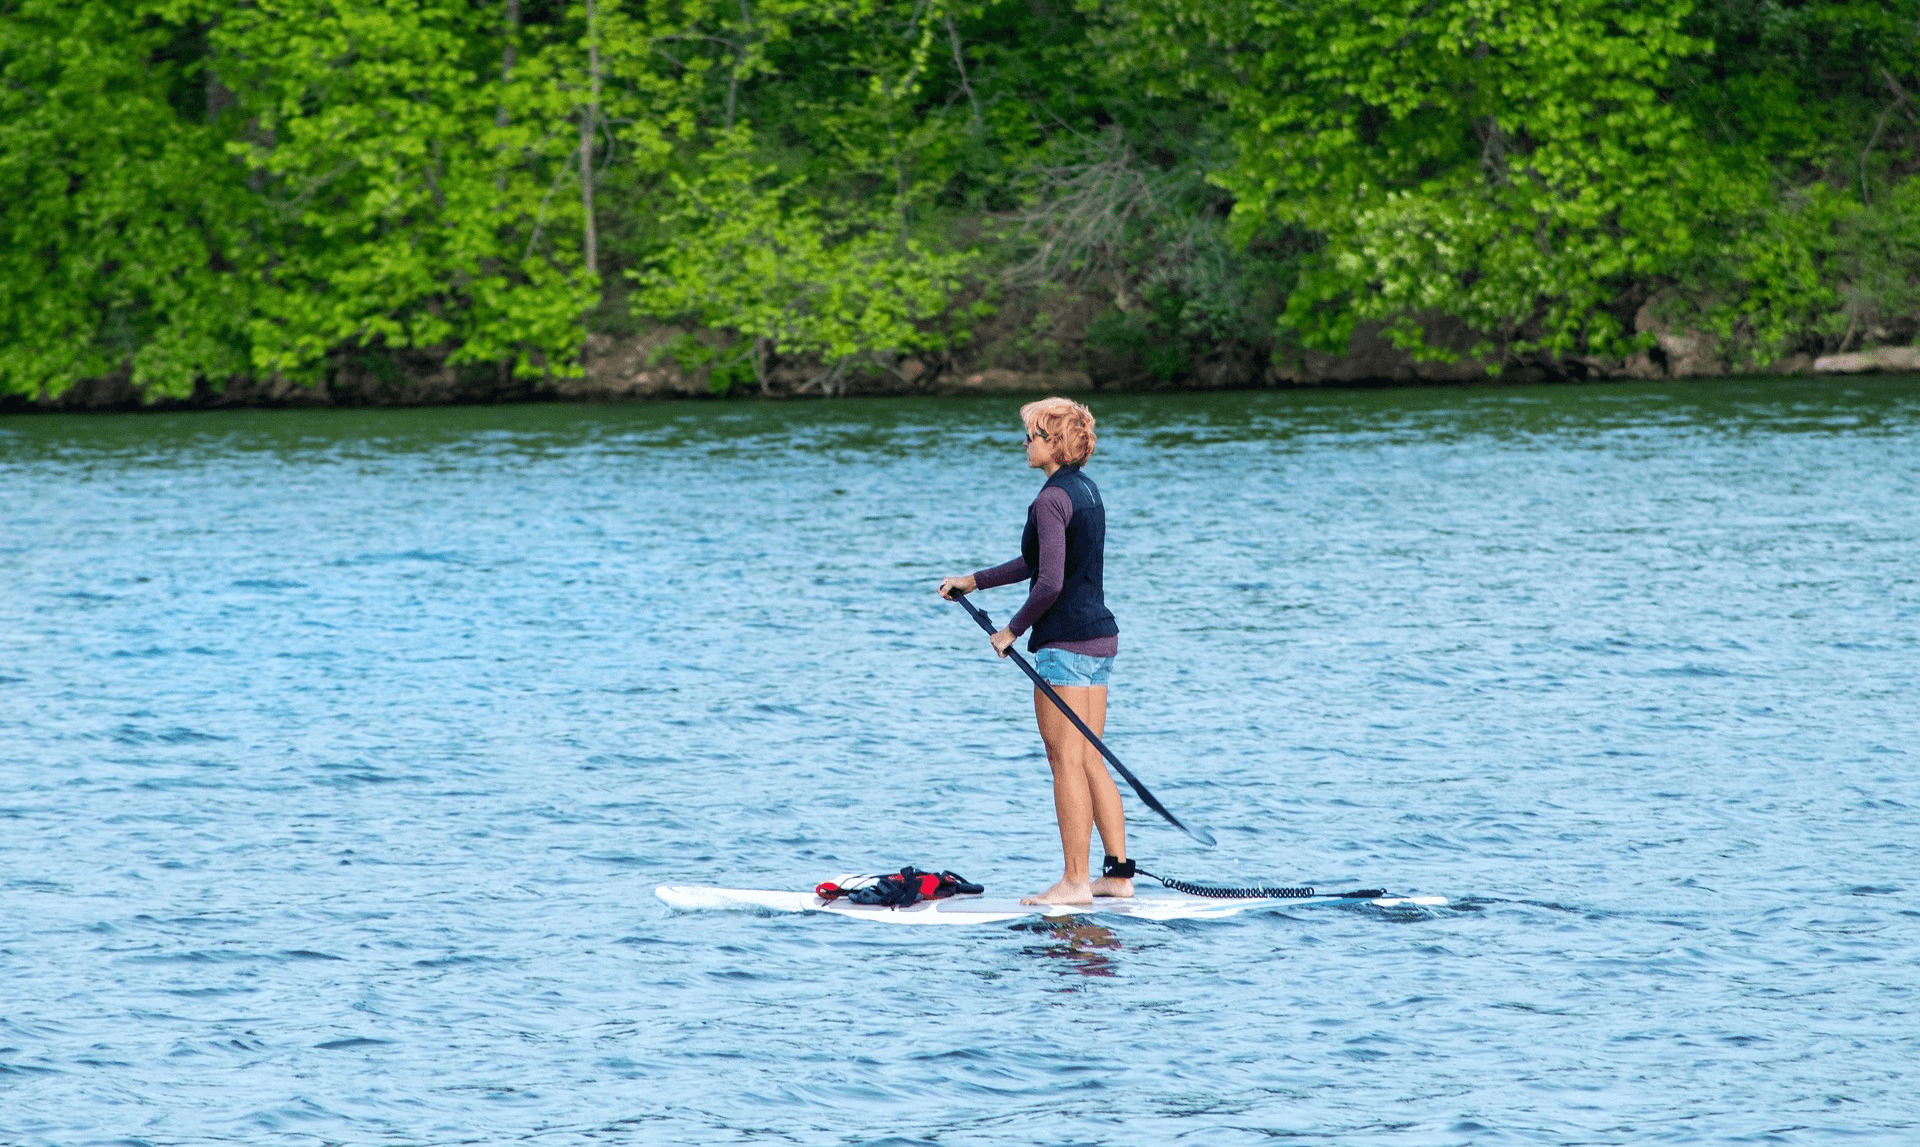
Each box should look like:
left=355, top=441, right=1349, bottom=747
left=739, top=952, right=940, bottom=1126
left=947, top=591, right=1215, bottom=847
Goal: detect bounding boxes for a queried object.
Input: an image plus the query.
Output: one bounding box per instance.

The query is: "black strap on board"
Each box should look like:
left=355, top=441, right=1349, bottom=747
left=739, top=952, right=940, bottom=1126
left=1136, top=867, right=1384, bottom=901
left=1109, top=854, right=1381, bottom=901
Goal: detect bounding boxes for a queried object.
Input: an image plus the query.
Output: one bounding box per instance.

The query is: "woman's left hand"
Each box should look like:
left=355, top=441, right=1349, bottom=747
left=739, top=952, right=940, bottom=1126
left=990, top=628, right=1017, bottom=657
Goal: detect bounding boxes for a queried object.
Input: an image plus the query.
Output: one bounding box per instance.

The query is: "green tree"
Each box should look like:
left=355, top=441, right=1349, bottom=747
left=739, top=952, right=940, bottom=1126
left=624, top=1, right=992, bottom=387
left=629, top=132, right=973, bottom=392
left=0, top=0, right=256, bottom=400
left=1099, top=0, right=1712, bottom=368
left=1660, top=1, right=1920, bottom=362
left=11, top=0, right=1916, bottom=403
left=212, top=0, right=607, bottom=382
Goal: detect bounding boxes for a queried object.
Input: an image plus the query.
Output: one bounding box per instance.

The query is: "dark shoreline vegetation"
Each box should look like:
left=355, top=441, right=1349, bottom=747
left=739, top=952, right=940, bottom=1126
left=4, top=0, right=1919, bottom=412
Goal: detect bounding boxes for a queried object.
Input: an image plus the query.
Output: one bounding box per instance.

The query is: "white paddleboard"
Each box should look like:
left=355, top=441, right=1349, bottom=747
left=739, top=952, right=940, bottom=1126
left=656, top=884, right=1447, bottom=926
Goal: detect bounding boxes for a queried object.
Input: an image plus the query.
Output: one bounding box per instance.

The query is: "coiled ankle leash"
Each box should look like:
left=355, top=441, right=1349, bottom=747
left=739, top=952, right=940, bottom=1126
left=1108, top=855, right=1382, bottom=901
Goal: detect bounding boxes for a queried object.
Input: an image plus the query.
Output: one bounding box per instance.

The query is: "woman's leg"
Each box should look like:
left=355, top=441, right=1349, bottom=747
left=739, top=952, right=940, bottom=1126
left=1022, top=684, right=1126, bottom=904
left=1066, top=687, right=1133, bottom=897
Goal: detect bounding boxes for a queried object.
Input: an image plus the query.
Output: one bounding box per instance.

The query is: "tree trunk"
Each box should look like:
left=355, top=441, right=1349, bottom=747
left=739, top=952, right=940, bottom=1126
left=206, top=72, right=235, bottom=122
left=727, top=0, right=754, bottom=130
left=579, top=0, right=600, bottom=280
left=497, top=0, right=519, bottom=129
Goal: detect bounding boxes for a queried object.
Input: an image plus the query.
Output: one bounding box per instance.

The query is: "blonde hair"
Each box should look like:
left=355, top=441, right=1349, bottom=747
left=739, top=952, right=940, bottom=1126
left=1020, top=397, right=1097, bottom=466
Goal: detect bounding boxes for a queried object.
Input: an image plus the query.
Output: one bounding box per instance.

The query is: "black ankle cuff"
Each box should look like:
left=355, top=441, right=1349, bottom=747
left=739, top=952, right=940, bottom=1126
left=1103, top=855, right=1135, bottom=879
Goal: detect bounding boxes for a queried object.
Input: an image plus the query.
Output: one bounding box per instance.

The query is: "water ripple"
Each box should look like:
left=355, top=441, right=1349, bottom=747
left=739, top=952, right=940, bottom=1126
left=2, top=379, right=1918, bottom=1144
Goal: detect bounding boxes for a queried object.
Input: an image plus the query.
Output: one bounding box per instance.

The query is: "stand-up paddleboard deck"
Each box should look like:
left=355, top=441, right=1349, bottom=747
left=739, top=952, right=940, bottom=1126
left=657, top=885, right=1446, bottom=925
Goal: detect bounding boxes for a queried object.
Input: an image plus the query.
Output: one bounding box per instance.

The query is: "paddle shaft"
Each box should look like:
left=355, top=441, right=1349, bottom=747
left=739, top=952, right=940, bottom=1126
left=949, top=591, right=1214, bottom=847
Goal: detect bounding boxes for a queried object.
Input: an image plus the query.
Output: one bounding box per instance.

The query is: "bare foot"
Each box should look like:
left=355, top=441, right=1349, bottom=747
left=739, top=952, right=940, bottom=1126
left=1020, top=879, right=1093, bottom=906
left=1090, top=876, right=1134, bottom=898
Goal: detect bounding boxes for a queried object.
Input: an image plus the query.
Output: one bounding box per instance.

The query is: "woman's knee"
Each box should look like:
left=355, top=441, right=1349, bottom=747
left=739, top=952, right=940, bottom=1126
left=1046, top=749, right=1083, bottom=778
left=1079, top=752, right=1114, bottom=786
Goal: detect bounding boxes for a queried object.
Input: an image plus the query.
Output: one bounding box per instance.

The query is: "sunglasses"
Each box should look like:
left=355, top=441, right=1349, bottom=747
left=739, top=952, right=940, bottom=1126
left=1023, top=427, right=1050, bottom=445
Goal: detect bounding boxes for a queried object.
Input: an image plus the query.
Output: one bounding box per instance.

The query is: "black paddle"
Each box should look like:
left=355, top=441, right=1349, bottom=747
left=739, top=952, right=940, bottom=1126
left=948, top=590, right=1216, bottom=847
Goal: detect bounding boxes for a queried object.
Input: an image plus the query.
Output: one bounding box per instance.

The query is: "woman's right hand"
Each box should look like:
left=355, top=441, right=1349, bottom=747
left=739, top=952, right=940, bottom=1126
left=937, top=575, right=976, bottom=600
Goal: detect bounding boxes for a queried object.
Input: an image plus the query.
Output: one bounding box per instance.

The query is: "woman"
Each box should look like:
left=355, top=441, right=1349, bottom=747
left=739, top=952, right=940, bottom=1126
left=938, top=397, right=1134, bottom=906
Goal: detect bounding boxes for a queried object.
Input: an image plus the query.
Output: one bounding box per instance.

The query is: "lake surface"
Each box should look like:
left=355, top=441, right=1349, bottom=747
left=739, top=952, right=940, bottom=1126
left=3, top=377, right=1918, bottom=1146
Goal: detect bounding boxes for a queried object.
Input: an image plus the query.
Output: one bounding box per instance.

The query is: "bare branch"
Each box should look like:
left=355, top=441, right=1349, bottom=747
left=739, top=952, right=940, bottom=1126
left=1860, top=66, right=1914, bottom=206
left=945, top=14, right=980, bottom=132
left=1001, top=129, right=1172, bottom=305
left=523, top=149, right=578, bottom=262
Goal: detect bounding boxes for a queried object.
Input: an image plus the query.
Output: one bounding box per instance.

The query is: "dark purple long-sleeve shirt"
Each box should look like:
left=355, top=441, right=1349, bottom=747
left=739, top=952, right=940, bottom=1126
left=973, top=485, right=1119, bottom=656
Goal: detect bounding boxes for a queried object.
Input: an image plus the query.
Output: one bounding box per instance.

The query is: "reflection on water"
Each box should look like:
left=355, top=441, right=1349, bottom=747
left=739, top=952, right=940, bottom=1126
left=1, top=374, right=1916, bottom=468
left=1014, top=919, right=1124, bottom=979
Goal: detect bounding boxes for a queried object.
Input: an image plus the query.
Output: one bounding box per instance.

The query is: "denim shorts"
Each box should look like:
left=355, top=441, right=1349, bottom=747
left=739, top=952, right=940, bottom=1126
left=1034, top=647, right=1114, bottom=688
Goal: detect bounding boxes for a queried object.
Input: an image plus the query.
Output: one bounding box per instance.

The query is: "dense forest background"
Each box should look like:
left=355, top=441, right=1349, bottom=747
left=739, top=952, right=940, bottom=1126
left=3, top=0, right=1918, bottom=402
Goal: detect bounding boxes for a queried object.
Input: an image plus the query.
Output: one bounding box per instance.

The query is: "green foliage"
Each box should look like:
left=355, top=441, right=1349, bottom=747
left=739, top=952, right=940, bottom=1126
left=1832, top=180, right=1920, bottom=344
left=1679, top=0, right=1920, bottom=185
left=1099, top=0, right=1713, bottom=367
left=1670, top=175, right=1920, bottom=364
left=0, top=0, right=256, bottom=399
left=1088, top=305, right=1188, bottom=384
left=214, top=0, right=612, bottom=382
left=628, top=134, right=975, bottom=388
left=4, top=0, right=1919, bottom=400
left=651, top=330, right=760, bottom=395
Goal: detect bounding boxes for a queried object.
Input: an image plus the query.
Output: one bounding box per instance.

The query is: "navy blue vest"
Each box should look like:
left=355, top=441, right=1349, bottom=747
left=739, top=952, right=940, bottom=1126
left=1021, top=466, right=1119, bottom=651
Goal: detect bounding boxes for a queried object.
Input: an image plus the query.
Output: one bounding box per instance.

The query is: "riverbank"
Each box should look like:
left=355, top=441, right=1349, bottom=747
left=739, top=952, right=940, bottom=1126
left=8, top=294, right=1919, bottom=413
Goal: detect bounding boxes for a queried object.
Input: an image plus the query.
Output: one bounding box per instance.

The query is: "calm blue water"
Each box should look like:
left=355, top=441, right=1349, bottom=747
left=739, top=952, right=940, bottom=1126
left=3, top=379, right=1918, bottom=1146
